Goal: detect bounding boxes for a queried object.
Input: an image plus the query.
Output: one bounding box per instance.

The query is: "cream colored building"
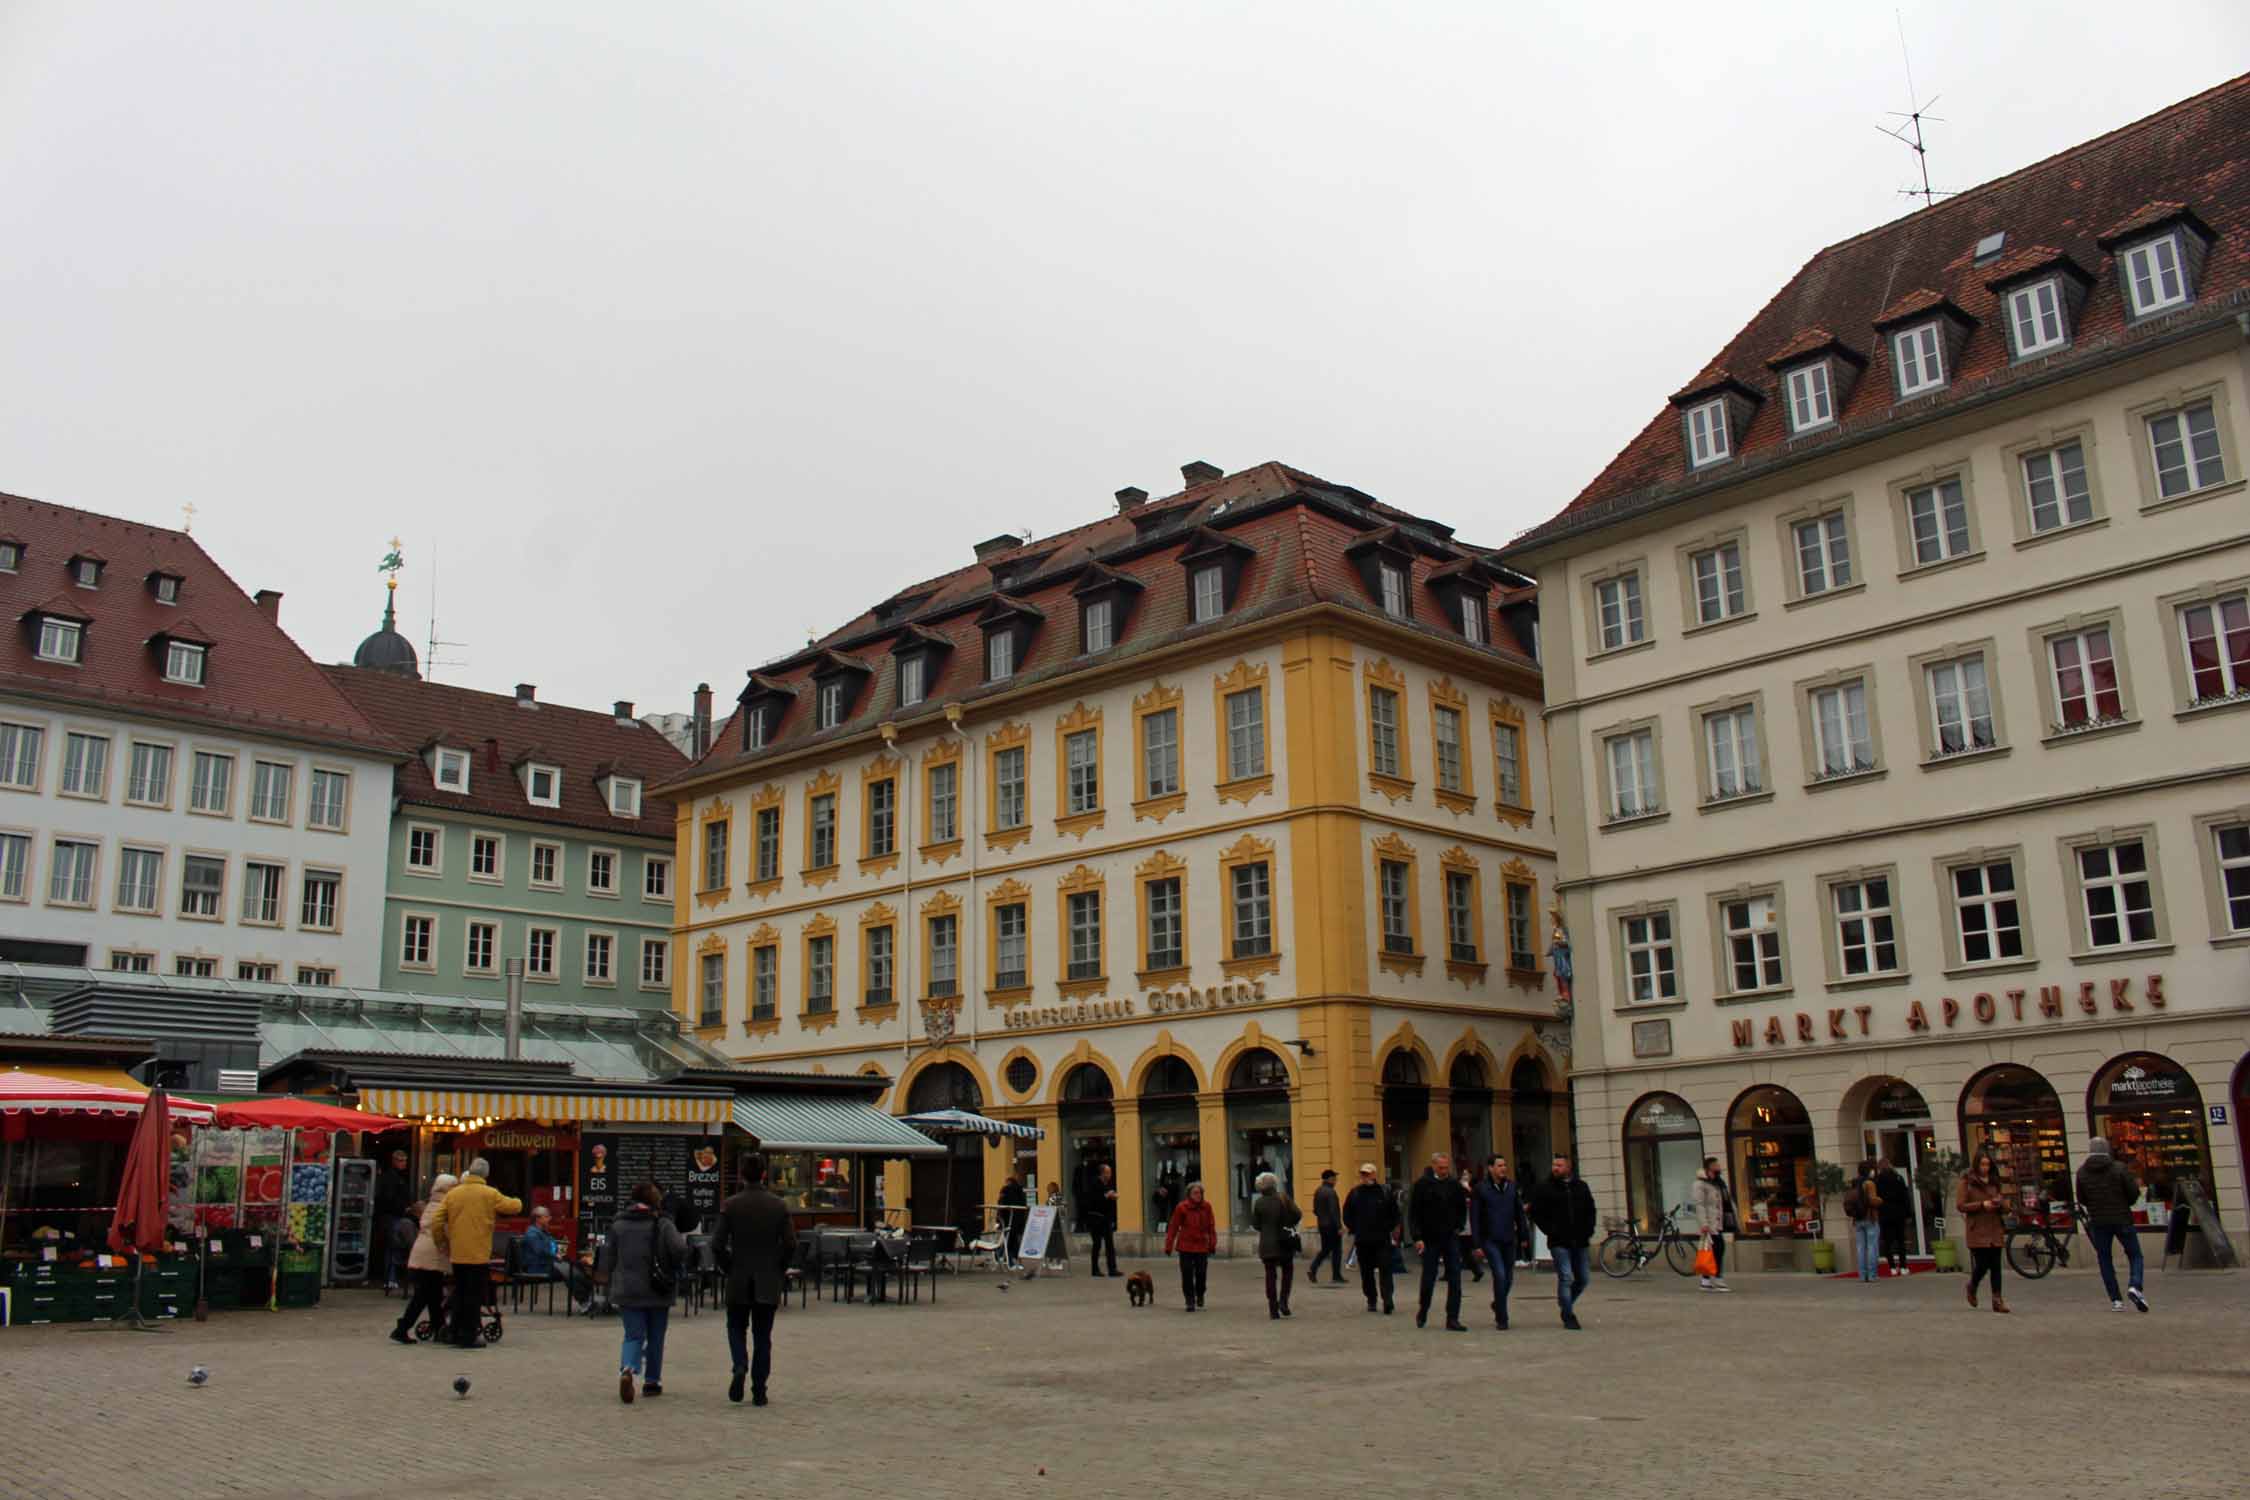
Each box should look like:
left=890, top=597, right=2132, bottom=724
left=1504, top=80, right=2250, bottom=1268
left=658, top=462, right=1565, bottom=1243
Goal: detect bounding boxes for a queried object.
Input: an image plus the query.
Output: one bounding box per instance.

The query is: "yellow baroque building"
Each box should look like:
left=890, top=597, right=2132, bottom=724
left=656, top=462, right=1566, bottom=1244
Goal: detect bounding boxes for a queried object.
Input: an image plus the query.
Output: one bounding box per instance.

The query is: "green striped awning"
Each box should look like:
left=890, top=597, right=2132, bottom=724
left=729, top=1094, right=946, bottom=1157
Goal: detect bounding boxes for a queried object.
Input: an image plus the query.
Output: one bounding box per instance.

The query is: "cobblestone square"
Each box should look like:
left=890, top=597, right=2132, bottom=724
left=2, top=1258, right=2243, bottom=1500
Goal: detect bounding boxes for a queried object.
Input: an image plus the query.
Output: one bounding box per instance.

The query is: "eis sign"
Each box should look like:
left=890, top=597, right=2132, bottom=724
left=1730, top=972, right=2165, bottom=1050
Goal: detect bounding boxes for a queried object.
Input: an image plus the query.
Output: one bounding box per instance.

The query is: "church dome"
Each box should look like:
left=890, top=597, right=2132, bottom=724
left=352, top=593, right=421, bottom=678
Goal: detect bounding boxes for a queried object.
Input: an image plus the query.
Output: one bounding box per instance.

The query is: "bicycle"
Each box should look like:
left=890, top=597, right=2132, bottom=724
left=2004, top=1200, right=2079, bottom=1279
left=1597, top=1206, right=1698, bottom=1278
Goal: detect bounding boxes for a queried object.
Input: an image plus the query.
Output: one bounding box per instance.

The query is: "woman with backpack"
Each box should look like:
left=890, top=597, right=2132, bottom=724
left=1848, top=1158, right=1884, bottom=1283
left=597, top=1180, right=688, bottom=1403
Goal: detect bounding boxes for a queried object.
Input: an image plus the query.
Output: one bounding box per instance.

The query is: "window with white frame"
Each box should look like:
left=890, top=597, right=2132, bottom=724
left=1231, top=860, right=1272, bottom=958
left=1720, top=894, right=1784, bottom=992
left=1951, top=860, right=2023, bottom=964
left=994, top=902, right=1028, bottom=988
left=1378, top=859, right=1413, bottom=954
left=1066, top=891, right=1102, bottom=980
left=1224, top=690, right=1264, bottom=781
left=751, top=943, right=778, bottom=1017
left=2179, top=593, right=2250, bottom=705
left=0, top=542, right=17, bottom=572
left=2212, top=823, right=2250, bottom=934
left=1595, top=573, right=1645, bottom=651
left=164, top=642, right=206, bottom=685
left=465, top=921, right=496, bottom=973
left=526, top=926, right=557, bottom=978
left=1493, top=719, right=1524, bottom=807
left=241, top=862, right=283, bottom=924
left=865, top=923, right=894, bottom=1003
left=1794, top=512, right=1853, bottom=597
left=407, top=826, right=439, bottom=871
left=585, top=932, right=613, bottom=983
left=236, top=962, right=277, bottom=983
left=701, top=952, right=726, bottom=1022
left=115, top=847, right=161, bottom=913
left=1690, top=542, right=1745, bottom=625
left=704, top=817, right=732, bottom=889
left=2122, top=235, right=2186, bottom=317
left=928, top=914, right=958, bottom=996
left=1832, top=877, right=1898, bottom=976
left=752, top=807, right=779, bottom=881
left=1368, top=686, right=1402, bottom=778
left=524, top=763, right=560, bottom=807
left=401, top=914, right=434, bottom=968
left=816, top=680, right=844, bottom=730
left=898, top=654, right=926, bottom=707
left=110, top=951, right=152, bottom=973
left=1905, top=477, right=1972, bottom=565
left=995, top=746, right=1026, bottom=829
left=174, top=957, right=216, bottom=978
left=1191, top=565, right=1225, bottom=623
left=126, top=742, right=172, bottom=805
left=1379, top=563, right=1408, bottom=618
left=744, top=708, right=767, bottom=751
left=1786, top=363, right=1833, bottom=431
left=2021, top=440, right=2093, bottom=532
left=2076, top=838, right=2156, bottom=949
left=295, top=966, right=337, bottom=987
left=60, top=732, right=107, bottom=797
left=36, top=617, right=82, bottom=664
left=1703, top=705, right=1761, bottom=800
left=1926, top=655, right=1995, bottom=756
left=640, top=938, right=669, bottom=988
left=1083, top=597, right=1114, bottom=653
left=1605, top=728, right=1659, bottom=820
left=308, top=768, right=348, bottom=830
left=607, top=777, right=642, bottom=818
left=1433, top=705, right=1464, bottom=793
left=2048, top=626, right=2124, bottom=729
left=433, top=747, right=469, bottom=793
left=1459, top=597, right=1485, bottom=644
left=250, top=761, right=291, bottom=822
left=928, top=763, right=958, bottom=843
left=2147, top=401, right=2227, bottom=499
left=987, top=631, right=1015, bottom=681
left=1145, top=876, right=1183, bottom=970
left=1893, top=322, right=1946, bottom=396
left=1809, top=681, right=1874, bottom=778
left=180, top=855, right=223, bottom=918
left=868, top=778, right=896, bottom=856
left=1686, top=399, right=1729, bottom=466
left=299, top=869, right=340, bottom=930
left=1064, top=730, right=1098, bottom=815
left=2008, top=279, right=2066, bottom=355
left=1140, top=708, right=1180, bottom=798
left=0, top=723, right=41, bottom=790
left=189, top=751, right=232, bottom=813
left=0, top=832, right=25, bottom=901
left=472, top=833, right=501, bottom=880
left=153, top=575, right=179, bottom=605
left=73, top=558, right=100, bottom=588
left=1444, top=870, right=1477, bottom=962
left=1621, top=910, right=1676, bottom=1003
left=588, top=849, right=616, bottom=893
left=530, top=841, right=560, bottom=887
left=1506, top=881, right=1536, bottom=970
left=49, top=839, right=96, bottom=906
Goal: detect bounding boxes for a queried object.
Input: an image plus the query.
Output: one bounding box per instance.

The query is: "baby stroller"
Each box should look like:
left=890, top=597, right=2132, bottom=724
left=414, top=1271, right=505, bottom=1345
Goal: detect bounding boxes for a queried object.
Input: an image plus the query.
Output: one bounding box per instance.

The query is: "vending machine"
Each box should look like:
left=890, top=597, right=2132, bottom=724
left=327, top=1157, right=376, bottom=1285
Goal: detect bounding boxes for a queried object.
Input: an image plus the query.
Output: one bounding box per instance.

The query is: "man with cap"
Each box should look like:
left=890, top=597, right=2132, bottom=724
left=1341, top=1162, right=1400, bottom=1313
left=1307, top=1169, right=1345, bottom=1285
left=2074, top=1137, right=2148, bottom=1313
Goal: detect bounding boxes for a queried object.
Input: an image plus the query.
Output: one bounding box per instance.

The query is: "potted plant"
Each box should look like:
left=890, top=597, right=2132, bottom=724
left=1809, top=1160, right=1848, bottom=1272
left=1916, top=1148, right=1966, bottom=1271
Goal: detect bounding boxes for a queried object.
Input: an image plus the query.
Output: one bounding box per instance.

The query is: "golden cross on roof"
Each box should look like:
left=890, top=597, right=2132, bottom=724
left=181, top=501, right=197, bottom=533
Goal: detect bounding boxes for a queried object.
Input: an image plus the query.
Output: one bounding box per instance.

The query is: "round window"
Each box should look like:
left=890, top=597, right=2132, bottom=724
left=1004, top=1056, right=1039, bottom=1096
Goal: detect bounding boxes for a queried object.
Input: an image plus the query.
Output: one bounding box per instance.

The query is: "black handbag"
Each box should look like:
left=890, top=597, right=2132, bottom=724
left=644, top=1216, right=677, bottom=1299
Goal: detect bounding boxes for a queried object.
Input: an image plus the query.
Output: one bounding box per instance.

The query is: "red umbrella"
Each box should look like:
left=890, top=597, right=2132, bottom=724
left=107, top=1086, right=174, bottom=1259
left=210, top=1097, right=414, bottom=1132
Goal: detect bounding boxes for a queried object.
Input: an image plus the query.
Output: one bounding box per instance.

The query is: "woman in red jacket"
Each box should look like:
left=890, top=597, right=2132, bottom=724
left=1164, top=1181, right=1218, bottom=1312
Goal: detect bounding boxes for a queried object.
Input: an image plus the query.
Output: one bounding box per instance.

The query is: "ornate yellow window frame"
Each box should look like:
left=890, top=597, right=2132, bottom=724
left=693, top=930, right=728, bottom=1031
left=1130, top=680, right=1186, bottom=824
left=1364, top=658, right=1414, bottom=803
left=920, top=738, right=964, bottom=866
left=1429, top=675, right=1476, bottom=814
left=1134, top=847, right=1190, bottom=985
left=801, top=911, right=839, bottom=1032
left=858, top=900, right=899, bottom=1017
left=747, top=783, right=784, bottom=898
left=921, top=888, right=963, bottom=1003
left=1055, top=863, right=1107, bottom=997
left=1372, top=831, right=1424, bottom=977
left=1438, top=844, right=1487, bottom=987
left=1213, top=658, right=1274, bottom=805
left=1217, top=831, right=1281, bottom=981
left=802, top=770, right=841, bottom=889
left=985, top=721, right=1032, bottom=854
left=1501, top=856, right=1544, bottom=989
left=985, top=876, right=1033, bottom=1001
left=861, top=754, right=902, bottom=876
left=1490, top=698, right=1534, bottom=832
left=695, top=797, right=731, bottom=909
left=1053, top=702, right=1106, bottom=840
left=744, top=923, right=781, bottom=1038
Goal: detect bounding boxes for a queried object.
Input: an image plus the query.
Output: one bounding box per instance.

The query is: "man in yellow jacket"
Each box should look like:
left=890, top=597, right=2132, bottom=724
left=435, top=1157, right=522, bottom=1348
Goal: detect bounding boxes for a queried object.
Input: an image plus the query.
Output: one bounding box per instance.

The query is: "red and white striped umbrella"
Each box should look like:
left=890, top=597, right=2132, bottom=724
left=0, top=1068, right=218, bottom=1121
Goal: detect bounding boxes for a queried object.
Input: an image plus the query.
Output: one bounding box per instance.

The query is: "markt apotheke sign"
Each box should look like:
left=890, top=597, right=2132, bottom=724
left=1729, top=971, right=2165, bottom=1050
left=1001, top=977, right=1268, bottom=1032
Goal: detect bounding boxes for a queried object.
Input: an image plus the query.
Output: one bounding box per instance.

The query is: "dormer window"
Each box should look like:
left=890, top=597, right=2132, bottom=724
left=1784, top=363, right=1833, bottom=433
left=1378, top=562, right=1408, bottom=618
left=808, top=650, right=873, bottom=730
left=1083, top=596, right=1114, bottom=652
left=70, top=556, right=104, bottom=589
left=37, top=617, right=82, bottom=663
left=987, top=631, right=1015, bottom=680
left=148, top=571, right=182, bottom=605
left=738, top=671, right=797, bottom=752
left=1892, top=323, right=1946, bottom=396
left=975, top=596, right=1042, bottom=686
left=817, top=679, right=844, bottom=729
left=1177, top=528, right=1254, bottom=626
left=433, top=747, right=471, bottom=792
left=164, top=641, right=206, bottom=685
left=1069, top=561, right=1142, bottom=657
left=1459, top=597, right=1486, bottom=644
left=2007, top=279, right=2066, bottom=355
left=524, top=763, right=561, bottom=807
left=899, top=654, right=926, bottom=707
left=1191, top=566, right=1224, bottom=621
left=0, top=542, right=19, bottom=573
left=744, top=705, right=769, bottom=750
left=1686, top=399, right=1730, bottom=466
left=887, top=623, right=952, bottom=712
left=2123, top=235, right=2186, bottom=316
left=606, top=776, right=643, bottom=818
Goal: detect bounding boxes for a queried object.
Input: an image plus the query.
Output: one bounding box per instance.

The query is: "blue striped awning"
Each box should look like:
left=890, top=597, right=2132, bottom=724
left=899, top=1107, right=1045, bottom=1141
left=730, top=1095, right=946, bottom=1157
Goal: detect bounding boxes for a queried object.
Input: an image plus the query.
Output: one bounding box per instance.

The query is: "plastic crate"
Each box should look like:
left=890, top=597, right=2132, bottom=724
left=276, top=1272, right=321, bottom=1308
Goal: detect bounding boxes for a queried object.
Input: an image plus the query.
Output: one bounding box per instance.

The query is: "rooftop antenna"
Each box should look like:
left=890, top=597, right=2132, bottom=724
left=1878, top=12, right=1955, bottom=209
left=422, top=543, right=470, bottom=680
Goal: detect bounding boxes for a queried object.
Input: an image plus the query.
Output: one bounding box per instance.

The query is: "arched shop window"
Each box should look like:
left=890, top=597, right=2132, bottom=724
left=1623, top=1093, right=1703, bottom=1233
left=1449, top=1054, right=1493, bottom=1167
left=907, top=1061, right=982, bottom=1114
left=1225, top=1048, right=1292, bottom=1215
left=1140, top=1056, right=1200, bottom=1230
left=2088, top=1052, right=2212, bottom=1229
left=1509, top=1055, right=1559, bottom=1190
left=1960, top=1064, right=2070, bottom=1213
left=1061, top=1063, right=1114, bottom=1103
left=1057, top=1064, right=1115, bottom=1227
left=1380, top=1050, right=1429, bottom=1185
left=1728, top=1085, right=1813, bottom=1239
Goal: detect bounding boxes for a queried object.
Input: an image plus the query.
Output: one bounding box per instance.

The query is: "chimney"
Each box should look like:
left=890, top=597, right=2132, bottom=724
left=514, top=683, right=537, bottom=708
left=1180, top=460, right=1222, bottom=486
left=973, top=534, right=1025, bottom=564
left=253, top=589, right=282, bottom=622
left=613, top=699, right=635, bottom=725
left=1114, top=487, right=1148, bottom=514
left=692, top=683, right=713, bottom=758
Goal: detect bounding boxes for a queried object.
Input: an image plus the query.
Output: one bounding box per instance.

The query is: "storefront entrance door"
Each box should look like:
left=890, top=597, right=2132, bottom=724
left=1862, top=1124, right=1938, bottom=1257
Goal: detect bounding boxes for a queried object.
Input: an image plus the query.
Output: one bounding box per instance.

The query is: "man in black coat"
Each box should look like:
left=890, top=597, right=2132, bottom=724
left=1407, top=1152, right=1467, bottom=1332
left=371, top=1148, right=410, bottom=1290
left=1873, top=1161, right=1912, bottom=1273
left=1084, top=1164, right=1120, bottom=1276
left=710, top=1154, right=799, bottom=1407
left=1341, top=1162, right=1399, bottom=1314
left=1527, top=1153, right=1598, bottom=1330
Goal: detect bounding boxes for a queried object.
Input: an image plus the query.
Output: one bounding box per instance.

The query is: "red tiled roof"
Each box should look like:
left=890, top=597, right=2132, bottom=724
left=324, top=666, right=687, bottom=839
left=0, top=490, right=393, bottom=754
left=1514, top=72, right=2250, bottom=552
left=665, top=463, right=1537, bottom=789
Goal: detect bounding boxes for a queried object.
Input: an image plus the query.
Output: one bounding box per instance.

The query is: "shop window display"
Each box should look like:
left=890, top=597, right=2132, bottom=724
left=2087, top=1052, right=2211, bottom=1229
left=1622, top=1093, right=1703, bottom=1234
left=1448, top=1055, right=1493, bottom=1167
left=1141, top=1056, right=1200, bottom=1231
left=1380, top=1051, right=1428, bottom=1186
left=1961, top=1064, right=2071, bottom=1216
left=1058, top=1064, right=1115, bottom=1231
left=1225, top=1048, right=1293, bottom=1221
left=1509, top=1057, right=1557, bottom=1185
left=1727, top=1085, right=1814, bottom=1238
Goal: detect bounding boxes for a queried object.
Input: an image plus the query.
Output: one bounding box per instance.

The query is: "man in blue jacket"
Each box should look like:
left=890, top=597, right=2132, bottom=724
left=1471, top=1155, right=1527, bottom=1330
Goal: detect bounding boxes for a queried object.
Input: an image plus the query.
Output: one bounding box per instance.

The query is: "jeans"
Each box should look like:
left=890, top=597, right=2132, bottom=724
left=2088, top=1222, right=2144, bottom=1303
left=1855, top=1219, right=1882, bottom=1281
left=1553, top=1245, right=1590, bottom=1313
left=1355, top=1238, right=1395, bottom=1309
left=725, top=1301, right=778, bottom=1391
left=1177, top=1251, right=1209, bottom=1306
left=1709, top=1234, right=1727, bottom=1277
left=1969, top=1245, right=2004, bottom=1299
left=449, top=1263, right=488, bottom=1345
left=1087, top=1224, right=1118, bottom=1275
left=619, top=1304, right=671, bottom=1382
left=1308, top=1226, right=1345, bottom=1281
left=1416, top=1236, right=1462, bottom=1322
left=1262, top=1255, right=1294, bottom=1310
left=1478, top=1239, right=1515, bottom=1322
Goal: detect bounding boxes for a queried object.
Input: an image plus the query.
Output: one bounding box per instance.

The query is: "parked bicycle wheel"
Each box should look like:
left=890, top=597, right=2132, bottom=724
left=1596, top=1233, right=1642, bottom=1279
left=1663, top=1232, right=1700, bottom=1276
left=2005, top=1229, right=2059, bottom=1279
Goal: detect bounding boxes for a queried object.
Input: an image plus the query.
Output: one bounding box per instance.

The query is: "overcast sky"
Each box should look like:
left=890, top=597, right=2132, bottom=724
left=2, top=3, right=2242, bottom=713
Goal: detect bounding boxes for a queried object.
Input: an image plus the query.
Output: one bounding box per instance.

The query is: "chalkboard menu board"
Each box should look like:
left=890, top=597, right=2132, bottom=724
left=579, top=1132, right=723, bottom=1230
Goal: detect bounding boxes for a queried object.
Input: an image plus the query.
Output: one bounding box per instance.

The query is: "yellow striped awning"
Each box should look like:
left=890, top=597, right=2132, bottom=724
left=355, top=1087, right=728, bottom=1126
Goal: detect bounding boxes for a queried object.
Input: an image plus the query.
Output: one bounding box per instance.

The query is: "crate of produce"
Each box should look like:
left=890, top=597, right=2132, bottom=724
left=276, top=1271, right=321, bottom=1308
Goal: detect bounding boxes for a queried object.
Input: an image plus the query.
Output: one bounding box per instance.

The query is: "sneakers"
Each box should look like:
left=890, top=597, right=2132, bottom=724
left=619, top=1371, right=636, bottom=1405
left=2127, top=1287, right=2149, bottom=1313
left=1709, top=1280, right=1733, bottom=1293
left=1697, top=1277, right=1712, bottom=1291
left=2110, top=1300, right=2125, bottom=1312
left=643, top=1383, right=663, bottom=1397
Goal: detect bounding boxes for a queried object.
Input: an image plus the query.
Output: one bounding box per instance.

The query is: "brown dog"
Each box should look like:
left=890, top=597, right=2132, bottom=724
left=1125, top=1271, right=1155, bottom=1306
